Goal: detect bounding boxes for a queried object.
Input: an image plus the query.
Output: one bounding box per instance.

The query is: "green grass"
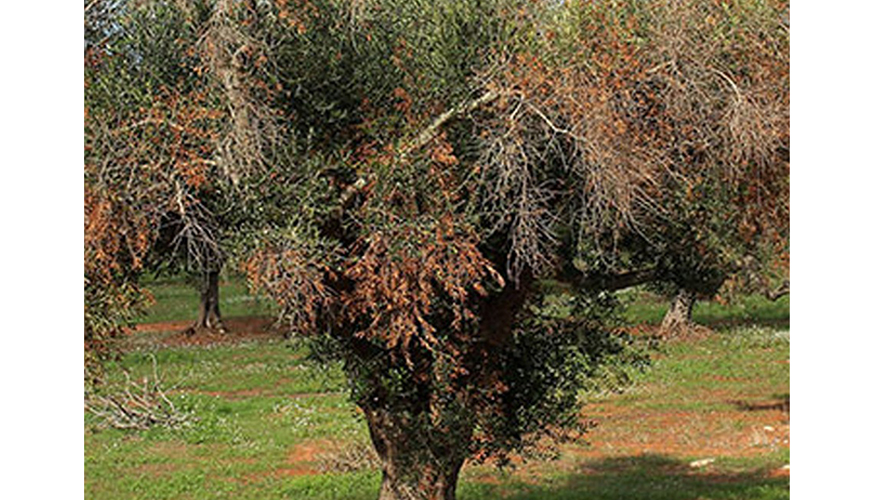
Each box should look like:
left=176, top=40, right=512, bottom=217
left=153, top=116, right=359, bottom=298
left=87, top=340, right=368, bottom=499
left=619, top=288, right=789, bottom=330
left=136, top=276, right=789, bottom=331
left=135, top=273, right=275, bottom=323
left=87, top=284, right=789, bottom=499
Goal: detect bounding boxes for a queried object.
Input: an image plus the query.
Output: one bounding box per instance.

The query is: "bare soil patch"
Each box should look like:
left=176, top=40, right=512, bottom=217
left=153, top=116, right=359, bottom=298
left=127, top=316, right=285, bottom=348
left=275, top=439, right=338, bottom=477
left=573, top=404, right=789, bottom=460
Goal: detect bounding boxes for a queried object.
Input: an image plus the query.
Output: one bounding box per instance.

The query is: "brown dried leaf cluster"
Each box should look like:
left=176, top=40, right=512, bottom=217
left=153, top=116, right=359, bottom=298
left=344, top=216, right=501, bottom=357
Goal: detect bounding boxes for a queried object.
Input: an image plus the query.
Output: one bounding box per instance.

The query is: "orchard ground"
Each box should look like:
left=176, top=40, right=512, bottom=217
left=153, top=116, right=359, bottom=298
left=85, top=277, right=790, bottom=500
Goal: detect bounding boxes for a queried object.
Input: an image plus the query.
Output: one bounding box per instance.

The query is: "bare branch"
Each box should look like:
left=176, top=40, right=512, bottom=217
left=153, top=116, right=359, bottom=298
left=764, top=280, right=790, bottom=301
left=403, top=90, right=501, bottom=157
left=85, top=357, right=195, bottom=430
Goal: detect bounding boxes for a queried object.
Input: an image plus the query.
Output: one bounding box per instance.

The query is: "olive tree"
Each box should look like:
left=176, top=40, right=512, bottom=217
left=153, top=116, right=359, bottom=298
left=230, top=0, right=787, bottom=496
left=85, top=0, right=227, bottom=382
left=85, top=0, right=789, bottom=497
left=84, top=0, right=280, bottom=366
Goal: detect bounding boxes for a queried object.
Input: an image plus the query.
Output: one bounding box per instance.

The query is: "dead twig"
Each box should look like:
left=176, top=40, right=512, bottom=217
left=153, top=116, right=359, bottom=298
left=85, top=355, right=195, bottom=430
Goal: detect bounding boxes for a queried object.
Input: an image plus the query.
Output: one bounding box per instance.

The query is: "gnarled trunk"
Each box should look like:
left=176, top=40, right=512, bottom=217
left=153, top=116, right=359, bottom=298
left=191, top=269, right=226, bottom=333
left=660, top=287, right=696, bottom=337
left=364, top=407, right=470, bottom=500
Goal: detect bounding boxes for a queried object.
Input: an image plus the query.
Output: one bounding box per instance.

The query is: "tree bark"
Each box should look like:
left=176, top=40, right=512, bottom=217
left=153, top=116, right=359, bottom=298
left=363, top=407, right=470, bottom=500
left=189, top=269, right=226, bottom=334
left=660, top=287, right=696, bottom=337
left=478, top=270, right=534, bottom=347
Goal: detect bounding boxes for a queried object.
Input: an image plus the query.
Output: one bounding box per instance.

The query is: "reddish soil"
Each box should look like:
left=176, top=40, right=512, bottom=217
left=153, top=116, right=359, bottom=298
left=276, top=440, right=335, bottom=477
left=620, top=323, right=714, bottom=341
left=127, top=316, right=285, bottom=348
left=572, top=402, right=790, bottom=461
left=228, top=439, right=342, bottom=485
left=621, top=324, right=662, bottom=337
left=770, top=465, right=791, bottom=478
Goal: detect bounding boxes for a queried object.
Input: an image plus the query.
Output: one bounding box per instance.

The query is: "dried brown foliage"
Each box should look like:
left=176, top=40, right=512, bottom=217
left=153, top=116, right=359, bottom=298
left=243, top=237, right=335, bottom=335
left=343, top=214, right=502, bottom=358
left=478, top=0, right=788, bottom=280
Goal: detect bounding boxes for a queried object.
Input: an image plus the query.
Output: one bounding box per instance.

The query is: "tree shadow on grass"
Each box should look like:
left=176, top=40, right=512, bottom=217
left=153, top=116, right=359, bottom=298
left=701, top=317, right=790, bottom=332
left=730, top=393, right=790, bottom=413
left=463, top=454, right=789, bottom=500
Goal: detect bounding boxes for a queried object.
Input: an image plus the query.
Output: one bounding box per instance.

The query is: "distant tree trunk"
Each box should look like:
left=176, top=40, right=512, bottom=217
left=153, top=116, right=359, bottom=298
left=660, top=288, right=696, bottom=337
left=189, top=269, right=226, bottom=334
left=364, top=407, right=470, bottom=500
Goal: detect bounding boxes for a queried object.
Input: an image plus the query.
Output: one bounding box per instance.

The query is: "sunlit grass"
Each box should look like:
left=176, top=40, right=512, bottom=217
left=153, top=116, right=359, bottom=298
left=88, top=286, right=789, bottom=499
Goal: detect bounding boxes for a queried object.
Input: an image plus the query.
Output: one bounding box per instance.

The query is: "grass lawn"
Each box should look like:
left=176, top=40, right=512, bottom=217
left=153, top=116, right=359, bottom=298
left=86, top=278, right=789, bottom=499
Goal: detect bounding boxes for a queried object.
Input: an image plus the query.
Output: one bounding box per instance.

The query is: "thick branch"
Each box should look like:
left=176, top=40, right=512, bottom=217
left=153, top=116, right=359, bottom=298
left=575, top=267, right=659, bottom=292
left=402, top=89, right=501, bottom=157
left=764, top=280, right=790, bottom=301
left=338, top=89, right=502, bottom=210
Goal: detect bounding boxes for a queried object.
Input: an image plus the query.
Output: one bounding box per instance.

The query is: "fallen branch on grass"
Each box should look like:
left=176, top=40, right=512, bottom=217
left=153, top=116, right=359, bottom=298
left=85, top=356, right=195, bottom=430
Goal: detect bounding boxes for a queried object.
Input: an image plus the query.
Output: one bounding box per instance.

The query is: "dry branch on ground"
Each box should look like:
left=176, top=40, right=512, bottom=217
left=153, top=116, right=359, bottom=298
left=85, top=357, right=194, bottom=431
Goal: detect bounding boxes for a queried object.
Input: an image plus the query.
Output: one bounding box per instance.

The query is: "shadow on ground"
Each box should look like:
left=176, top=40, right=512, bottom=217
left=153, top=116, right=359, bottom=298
left=730, top=394, right=790, bottom=413
left=463, top=454, right=789, bottom=500
left=702, top=318, right=790, bottom=331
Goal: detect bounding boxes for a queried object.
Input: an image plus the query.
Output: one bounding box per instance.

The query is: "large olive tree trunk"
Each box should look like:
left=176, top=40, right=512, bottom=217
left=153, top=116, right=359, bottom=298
left=364, top=407, right=471, bottom=500
left=660, top=287, right=696, bottom=337
left=191, top=269, right=226, bottom=333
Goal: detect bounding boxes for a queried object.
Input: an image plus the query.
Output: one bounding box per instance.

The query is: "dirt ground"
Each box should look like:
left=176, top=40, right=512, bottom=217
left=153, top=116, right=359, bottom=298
left=127, top=316, right=285, bottom=348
